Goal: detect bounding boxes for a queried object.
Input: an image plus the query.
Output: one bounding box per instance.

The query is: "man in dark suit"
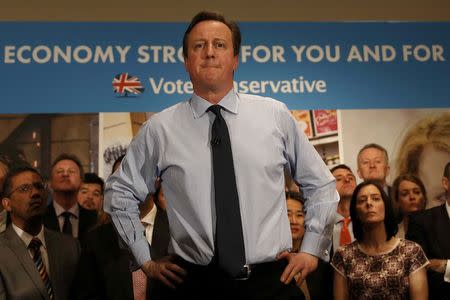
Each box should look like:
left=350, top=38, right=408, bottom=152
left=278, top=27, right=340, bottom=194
left=73, top=182, right=170, bottom=300
left=407, top=161, right=450, bottom=300
left=43, top=153, right=97, bottom=240
left=0, top=165, right=80, bottom=300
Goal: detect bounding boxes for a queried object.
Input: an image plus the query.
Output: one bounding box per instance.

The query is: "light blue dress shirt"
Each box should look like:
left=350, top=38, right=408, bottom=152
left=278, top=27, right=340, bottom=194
left=104, top=90, right=338, bottom=267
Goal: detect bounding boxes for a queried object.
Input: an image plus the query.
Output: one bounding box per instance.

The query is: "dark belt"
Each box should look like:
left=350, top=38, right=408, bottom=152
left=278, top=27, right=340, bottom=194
left=174, top=256, right=286, bottom=281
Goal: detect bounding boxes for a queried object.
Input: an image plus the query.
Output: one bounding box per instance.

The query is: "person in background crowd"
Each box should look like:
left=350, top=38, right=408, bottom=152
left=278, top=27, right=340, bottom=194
left=44, top=153, right=97, bottom=240
left=407, top=162, right=450, bottom=300
left=0, top=159, right=9, bottom=233
left=286, top=191, right=333, bottom=300
left=391, top=174, right=427, bottom=238
left=0, top=145, right=30, bottom=233
left=357, top=143, right=391, bottom=194
left=0, top=166, right=80, bottom=300
left=330, top=164, right=357, bottom=253
left=77, top=172, right=104, bottom=211
left=396, top=112, right=450, bottom=208
left=74, top=179, right=170, bottom=300
left=332, top=180, right=428, bottom=300
left=105, top=10, right=337, bottom=299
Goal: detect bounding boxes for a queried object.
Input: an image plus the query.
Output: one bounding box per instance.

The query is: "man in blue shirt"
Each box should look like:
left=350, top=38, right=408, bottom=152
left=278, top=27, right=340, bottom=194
left=105, top=11, right=338, bottom=299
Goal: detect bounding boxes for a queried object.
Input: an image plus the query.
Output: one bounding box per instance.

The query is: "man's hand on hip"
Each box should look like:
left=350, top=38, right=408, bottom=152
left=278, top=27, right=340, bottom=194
left=277, top=251, right=319, bottom=285
left=141, top=255, right=187, bottom=289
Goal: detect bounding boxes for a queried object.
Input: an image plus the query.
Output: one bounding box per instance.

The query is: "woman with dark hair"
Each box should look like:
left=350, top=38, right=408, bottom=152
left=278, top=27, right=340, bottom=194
left=391, top=174, right=427, bottom=238
left=331, top=180, right=429, bottom=299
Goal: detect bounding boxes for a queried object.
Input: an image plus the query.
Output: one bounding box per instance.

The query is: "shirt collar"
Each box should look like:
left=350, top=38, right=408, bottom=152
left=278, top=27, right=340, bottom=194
left=141, top=204, right=157, bottom=226
left=53, top=200, right=79, bottom=219
left=335, top=212, right=348, bottom=224
left=12, top=223, right=47, bottom=250
left=190, top=89, right=239, bottom=119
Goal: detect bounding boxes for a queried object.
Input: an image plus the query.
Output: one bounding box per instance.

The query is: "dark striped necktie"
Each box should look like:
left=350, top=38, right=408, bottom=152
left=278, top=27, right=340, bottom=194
left=207, top=105, right=246, bottom=277
left=28, top=237, right=55, bottom=300
left=61, top=211, right=73, bottom=236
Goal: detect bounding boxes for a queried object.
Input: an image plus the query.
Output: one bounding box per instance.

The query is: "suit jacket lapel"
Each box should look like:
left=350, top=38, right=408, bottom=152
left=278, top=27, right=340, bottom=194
left=45, top=229, right=60, bottom=297
left=44, top=204, right=60, bottom=232
left=4, top=226, right=50, bottom=300
left=434, top=204, right=450, bottom=256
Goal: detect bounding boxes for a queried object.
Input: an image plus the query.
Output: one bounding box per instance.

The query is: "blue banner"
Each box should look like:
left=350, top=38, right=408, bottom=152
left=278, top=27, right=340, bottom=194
left=1, top=22, right=449, bottom=113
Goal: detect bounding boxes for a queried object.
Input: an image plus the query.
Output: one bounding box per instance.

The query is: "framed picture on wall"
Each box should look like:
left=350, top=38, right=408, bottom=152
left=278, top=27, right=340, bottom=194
left=291, top=110, right=313, bottom=138
left=312, top=109, right=338, bottom=137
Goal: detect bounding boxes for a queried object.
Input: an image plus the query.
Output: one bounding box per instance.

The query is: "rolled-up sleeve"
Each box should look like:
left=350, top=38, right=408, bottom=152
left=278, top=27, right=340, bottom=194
left=279, top=104, right=339, bottom=261
left=104, top=121, right=160, bottom=266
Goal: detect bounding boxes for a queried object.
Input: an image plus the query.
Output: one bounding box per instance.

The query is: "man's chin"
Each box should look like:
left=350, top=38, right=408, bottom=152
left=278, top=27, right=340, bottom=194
left=54, top=187, right=78, bottom=193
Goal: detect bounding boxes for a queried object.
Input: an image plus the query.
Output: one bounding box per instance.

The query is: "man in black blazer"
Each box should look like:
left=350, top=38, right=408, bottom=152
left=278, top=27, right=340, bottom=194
left=407, top=162, right=450, bottom=300
left=43, top=153, right=97, bottom=240
left=73, top=184, right=170, bottom=300
left=0, top=166, right=80, bottom=300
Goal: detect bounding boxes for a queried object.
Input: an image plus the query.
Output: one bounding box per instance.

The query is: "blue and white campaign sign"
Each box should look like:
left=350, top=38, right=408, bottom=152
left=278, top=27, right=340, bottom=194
left=1, top=22, right=449, bottom=113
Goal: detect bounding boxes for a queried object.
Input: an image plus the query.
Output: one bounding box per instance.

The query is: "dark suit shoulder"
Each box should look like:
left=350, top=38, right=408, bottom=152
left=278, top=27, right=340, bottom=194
left=79, top=206, right=98, bottom=220
left=410, top=204, right=446, bottom=225
left=45, top=228, right=80, bottom=252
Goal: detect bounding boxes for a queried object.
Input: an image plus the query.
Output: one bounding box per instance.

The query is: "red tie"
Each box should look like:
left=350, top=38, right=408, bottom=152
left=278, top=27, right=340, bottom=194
left=340, top=217, right=352, bottom=246
left=132, top=269, right=147, bottom=300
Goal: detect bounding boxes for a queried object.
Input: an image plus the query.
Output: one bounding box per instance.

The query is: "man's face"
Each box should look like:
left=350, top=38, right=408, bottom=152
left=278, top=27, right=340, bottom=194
left=184, top=20, right=238, bottom=96
left=357, top=148, right=390, bottom=183
left=0, top=161, right=8, bottom=211
left=50, top=159, right=81, bottom=193
left=77, top=183, right=103, bottom=211
left=418, top=145, right=450, bottom=208
left=332, top=168, right=356, bottom=198
left=2, top=171, right=47, bottom=226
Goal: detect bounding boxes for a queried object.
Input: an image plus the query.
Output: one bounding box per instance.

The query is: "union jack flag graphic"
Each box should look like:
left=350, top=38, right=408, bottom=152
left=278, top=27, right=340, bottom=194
left=112, top=73, right=145, bottom=96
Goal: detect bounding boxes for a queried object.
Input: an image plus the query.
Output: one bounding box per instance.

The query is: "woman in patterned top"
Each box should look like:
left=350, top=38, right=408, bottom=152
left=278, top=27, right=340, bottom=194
left=331, top=180, right=429, bottom=299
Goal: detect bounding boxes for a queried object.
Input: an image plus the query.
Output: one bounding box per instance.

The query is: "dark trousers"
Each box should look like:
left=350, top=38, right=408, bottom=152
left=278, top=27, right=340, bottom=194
left=149, top=257, right=305, bottom=300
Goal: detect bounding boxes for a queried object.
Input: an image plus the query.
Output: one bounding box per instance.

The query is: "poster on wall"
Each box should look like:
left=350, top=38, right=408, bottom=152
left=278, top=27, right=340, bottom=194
left=312, top=109, right=338, bottom=137
left=291, top=110, right=313, bottom=138
left=0, top=22, right=449, bottom=113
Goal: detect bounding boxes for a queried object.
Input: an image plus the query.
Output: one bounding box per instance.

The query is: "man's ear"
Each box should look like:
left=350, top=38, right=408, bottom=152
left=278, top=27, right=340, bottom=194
left=442, top=176, right=449, bottom=193
left=357, top=168, right=363, bottom=180
left=2, top=197, right=12, bottom=212
left=233, top=55, right=239, bottom=72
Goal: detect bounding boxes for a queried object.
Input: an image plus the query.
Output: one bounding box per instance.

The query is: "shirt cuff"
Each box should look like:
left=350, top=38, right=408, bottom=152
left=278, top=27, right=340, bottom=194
left=130, top=237, right=151, bottom=267
left=444, top=260, right=450, bottom=283
left=299, top=230, right=332, bottom=262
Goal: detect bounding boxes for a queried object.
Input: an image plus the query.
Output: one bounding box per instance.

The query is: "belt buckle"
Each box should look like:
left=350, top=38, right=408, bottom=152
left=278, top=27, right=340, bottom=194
left=234, top=264, right=251, bottom=280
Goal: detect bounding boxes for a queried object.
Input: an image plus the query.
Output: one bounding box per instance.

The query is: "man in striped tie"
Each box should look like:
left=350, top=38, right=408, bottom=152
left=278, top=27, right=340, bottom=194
left=0, top=165, right=80, bottom=300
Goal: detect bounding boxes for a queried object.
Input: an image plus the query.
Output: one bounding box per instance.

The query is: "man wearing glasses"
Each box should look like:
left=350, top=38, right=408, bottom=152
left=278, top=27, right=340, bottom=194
left=43, top=153, right=97, bottom=240
left=0, top=165, right=80, bottom=300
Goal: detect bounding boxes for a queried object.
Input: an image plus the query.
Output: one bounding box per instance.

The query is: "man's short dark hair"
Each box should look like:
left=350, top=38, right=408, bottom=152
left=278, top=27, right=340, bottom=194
left=2, top=165, right=43, bottom=198
left=51, top=153, right=84, bottom=178
left=330, top=164, right=353, bottom=174
left=444, top=162, right=450, bottom=179
left=82, top=172, right=104, bottom=193
left=183, top=11, right=241, bottom=58
left=350, top=180, right=398, bottom=241
left=357, top=143, right=389, bottom=164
